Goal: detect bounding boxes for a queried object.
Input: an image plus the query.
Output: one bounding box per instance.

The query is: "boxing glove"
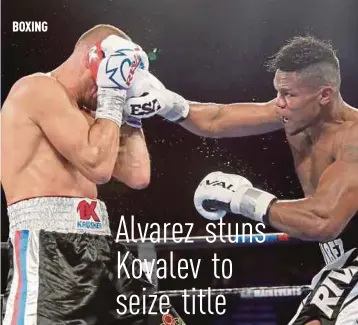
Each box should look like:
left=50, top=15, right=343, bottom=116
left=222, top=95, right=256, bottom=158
left=122, top=114, right=143, bottom=128
left=125, top=69, right=189, bottom=122
left=89, top=35, right=149, bottom=127
left=194, top=171, right=277, bottom=223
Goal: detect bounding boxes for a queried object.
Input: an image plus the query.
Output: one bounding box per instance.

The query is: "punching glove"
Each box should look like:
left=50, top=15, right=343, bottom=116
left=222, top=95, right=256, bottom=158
left=194, top=171, right=277, bottom=223
left=124, top=69, right=189, bottom=122
left=122, top=114, right=143, bottom=128
left=88, top=35, right=149, bottom=127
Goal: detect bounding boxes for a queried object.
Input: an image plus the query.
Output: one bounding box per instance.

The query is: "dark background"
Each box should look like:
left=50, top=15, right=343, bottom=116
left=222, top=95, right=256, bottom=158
left=2, top=0, right=358, bottom=323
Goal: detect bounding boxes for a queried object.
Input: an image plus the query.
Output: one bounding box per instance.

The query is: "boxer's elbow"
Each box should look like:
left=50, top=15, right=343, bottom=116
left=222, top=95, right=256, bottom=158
left=127, top=177, right=150, bottom=189
left=317, top=219, right=342, bottom=242
left=112, top=165, right=150, bottom=189
left=88, top=166, right=113, bottom=184
left=307, top=213, right=340, bottom=242
left=81, top=156, right=114, bottom=184
left=126, top=167, right=151, bottom=189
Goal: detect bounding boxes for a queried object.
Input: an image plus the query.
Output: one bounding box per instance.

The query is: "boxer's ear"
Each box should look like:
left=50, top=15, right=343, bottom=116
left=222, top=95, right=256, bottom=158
left=318, top=86, right=334, bottom=106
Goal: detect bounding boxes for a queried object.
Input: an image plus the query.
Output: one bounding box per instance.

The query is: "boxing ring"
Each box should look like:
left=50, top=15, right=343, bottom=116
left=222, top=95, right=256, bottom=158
left=0, top=233, right=310, bottom=320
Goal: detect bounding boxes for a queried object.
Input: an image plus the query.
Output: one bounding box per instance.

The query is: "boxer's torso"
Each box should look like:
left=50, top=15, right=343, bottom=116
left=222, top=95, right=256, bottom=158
left=287, top=114, right=358, bottom=262
left=1, top=74, right=97, bottom=204
left=287, top=125, right=338, bottom=196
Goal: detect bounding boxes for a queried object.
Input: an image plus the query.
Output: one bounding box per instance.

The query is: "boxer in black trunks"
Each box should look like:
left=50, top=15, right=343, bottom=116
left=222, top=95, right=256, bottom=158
left=1, top=24, right=185, bottom=325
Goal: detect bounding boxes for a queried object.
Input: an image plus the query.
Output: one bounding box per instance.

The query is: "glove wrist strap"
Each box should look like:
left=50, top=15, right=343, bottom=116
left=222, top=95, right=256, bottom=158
left=124, top=116, right=143, bottom=129
left=230, top=187, right=277, bottom=223
left=160, top=92, right=190, bottom=122
left=262, top=198, right=277, bottom=226
left=95, top=87, right=126, bottom=127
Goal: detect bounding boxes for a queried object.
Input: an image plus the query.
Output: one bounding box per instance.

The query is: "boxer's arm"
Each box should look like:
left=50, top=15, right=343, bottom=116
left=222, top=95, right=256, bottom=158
left=16, top=76, right=120, bottom=184
left=81, top=111, right=150, bottom=188
left=112, top=124, right=150, bottom=189
left=180, top=99, right=282, bottom=138
left=267, top=125, right=358, bottom=241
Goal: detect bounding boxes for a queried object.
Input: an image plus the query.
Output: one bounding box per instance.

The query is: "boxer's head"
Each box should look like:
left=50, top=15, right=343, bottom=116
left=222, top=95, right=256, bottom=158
left=267, top=36, right=341, bottom=135
left=74, top=24, right=131, bottom=110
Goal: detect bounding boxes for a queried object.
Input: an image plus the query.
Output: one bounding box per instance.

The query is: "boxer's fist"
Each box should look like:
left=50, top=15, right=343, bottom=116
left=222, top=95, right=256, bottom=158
left=194, top=172, right=252, bottom=220
left=127, top=69, right=165, bottom=97
left=90, top=35, right=149, bottom=89
left=125, top=70, right=189, bottom=122
left=194, top=172, right=277, bottom=223
left=122, top=114, right=142, bottom=128
left=125, top=87, right=189, bottom=122
left=90, top=35, right=149, bottom=127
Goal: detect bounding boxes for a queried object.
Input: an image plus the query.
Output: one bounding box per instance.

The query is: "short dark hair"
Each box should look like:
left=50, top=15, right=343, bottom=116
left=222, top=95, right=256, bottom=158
left=75, top=24, right=131, bottom=48
left=266, top=36, right=339, bottom=72
left=266, top=36, right=341, bottom=90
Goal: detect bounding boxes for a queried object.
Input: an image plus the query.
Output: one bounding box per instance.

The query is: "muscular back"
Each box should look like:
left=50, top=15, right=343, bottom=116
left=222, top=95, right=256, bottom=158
left=1, top=74, right=97, bottom=204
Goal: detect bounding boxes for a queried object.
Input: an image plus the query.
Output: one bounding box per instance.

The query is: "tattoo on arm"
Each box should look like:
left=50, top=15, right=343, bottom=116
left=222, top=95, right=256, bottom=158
left=344, top=145, right=358, bottom=152
left=342, top=145, right=358, bottom=162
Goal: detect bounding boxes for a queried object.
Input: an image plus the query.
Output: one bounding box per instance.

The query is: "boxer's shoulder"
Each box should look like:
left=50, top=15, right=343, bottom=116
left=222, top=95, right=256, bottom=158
left=342, top=121, right=358, bottom=147
left=335, top=121, right=358, bottom=161
left=8, top=73, right=74, bottom=114
left=9, top=72, right=63, bottom=101
left=337, top=120, right=358, bottom=141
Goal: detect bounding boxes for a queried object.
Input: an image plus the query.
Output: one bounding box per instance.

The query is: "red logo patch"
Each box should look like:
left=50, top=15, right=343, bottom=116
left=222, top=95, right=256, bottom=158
left=77, top=200, right=100, bottom=222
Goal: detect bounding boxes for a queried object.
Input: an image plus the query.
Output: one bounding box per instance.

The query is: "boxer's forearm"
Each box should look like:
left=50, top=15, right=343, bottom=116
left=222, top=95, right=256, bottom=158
left=267, top=198, right=340, bottom=241
left=267, top=157, right=358, bottom=242
left=179, top=102, right=222, bottom=137
left=180, top=100, right=282, bottom=138
left=79, top=115, right=120, bottom=184
left=112, top=125, right=150, bottom=189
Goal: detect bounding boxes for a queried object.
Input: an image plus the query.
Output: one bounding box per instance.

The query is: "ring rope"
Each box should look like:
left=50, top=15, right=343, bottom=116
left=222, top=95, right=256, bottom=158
left=116, top=232, right=298, bottom=250
left=0, top=285, right=309, bottom=305
left=156, top=285, right=309, bottom=298
left=1, top=233, right=298, bottom=251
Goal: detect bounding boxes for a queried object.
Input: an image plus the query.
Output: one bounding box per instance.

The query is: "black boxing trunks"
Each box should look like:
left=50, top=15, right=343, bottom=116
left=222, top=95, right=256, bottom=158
left=2, top=197, right=185, bottom=325
left=288, top=248, right=358, bottom=325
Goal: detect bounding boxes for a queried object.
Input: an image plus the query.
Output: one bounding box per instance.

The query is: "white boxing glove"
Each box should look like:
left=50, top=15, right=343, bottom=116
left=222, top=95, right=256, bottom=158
left=89, top=35, right=149, bottom=127
left=125, top=69, right=189, bottom=122
left=194, top=171, right=277, bottom=223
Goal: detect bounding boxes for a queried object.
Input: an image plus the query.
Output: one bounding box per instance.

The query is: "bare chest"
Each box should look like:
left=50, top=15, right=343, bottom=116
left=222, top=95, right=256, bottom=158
left=288, top=134, right=336, bottom=196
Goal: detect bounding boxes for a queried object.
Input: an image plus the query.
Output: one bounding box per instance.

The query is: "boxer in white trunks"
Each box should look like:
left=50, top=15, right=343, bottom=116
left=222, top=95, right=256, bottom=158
left=1, top=24, right=185, bottom=325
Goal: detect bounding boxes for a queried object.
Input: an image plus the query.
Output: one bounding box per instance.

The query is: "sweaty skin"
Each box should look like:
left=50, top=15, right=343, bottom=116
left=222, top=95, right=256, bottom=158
left=181, top=99, right=282, bottom=138
left=267, top=70, right=358, bottom=241
left=1, top=73, right=150, bottom=205
left=82, top=108, right=150, bottom=188
left=269, top=116, right=358, bottom=240
left=181, top=71, right=358, bottom=242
